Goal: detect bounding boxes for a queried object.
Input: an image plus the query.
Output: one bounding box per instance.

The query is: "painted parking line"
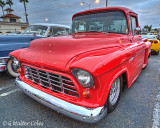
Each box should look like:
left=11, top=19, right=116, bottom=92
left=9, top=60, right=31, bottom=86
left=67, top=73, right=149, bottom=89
left=152, top=75, right=160, bottom=128
left=152, top=94, right=160, bottom=128
left=0, top=89, right=18, bottom=97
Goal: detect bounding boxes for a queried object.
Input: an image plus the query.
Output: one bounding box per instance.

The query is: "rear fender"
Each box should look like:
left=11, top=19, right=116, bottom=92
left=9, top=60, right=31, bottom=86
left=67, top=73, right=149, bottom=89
left=144, top=41, right=151, bottom=64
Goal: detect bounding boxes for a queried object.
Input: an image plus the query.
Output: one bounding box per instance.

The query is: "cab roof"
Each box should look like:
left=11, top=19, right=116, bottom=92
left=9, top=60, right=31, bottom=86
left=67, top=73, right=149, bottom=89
left=72, top=7, right=137, bottom=20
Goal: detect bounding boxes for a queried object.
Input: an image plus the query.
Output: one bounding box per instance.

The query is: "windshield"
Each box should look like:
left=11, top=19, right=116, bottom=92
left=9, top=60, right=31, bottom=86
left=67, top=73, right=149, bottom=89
left=71, top=11, right=128, bottom=34
left=141, top=35, right=157, bottom=39
left=22, top=25, right=48, bottom=36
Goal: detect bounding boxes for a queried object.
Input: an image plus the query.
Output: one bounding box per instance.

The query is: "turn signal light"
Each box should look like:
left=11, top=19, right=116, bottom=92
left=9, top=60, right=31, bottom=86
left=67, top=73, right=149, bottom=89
left=82, top=90, right=90, bottom=98
left=154, top=41, right=158, bottom=44
left=17, top=68, right=21, bottom=74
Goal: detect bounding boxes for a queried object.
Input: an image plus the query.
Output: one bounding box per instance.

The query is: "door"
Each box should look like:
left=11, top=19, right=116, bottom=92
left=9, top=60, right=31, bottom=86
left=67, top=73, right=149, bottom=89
left=128, top=15, right=145, bottom=85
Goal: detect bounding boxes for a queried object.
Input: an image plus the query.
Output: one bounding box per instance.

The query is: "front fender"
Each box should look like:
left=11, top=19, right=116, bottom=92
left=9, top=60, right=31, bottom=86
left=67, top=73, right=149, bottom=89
left=98, top=67, right=129, bottom=106
left=65, top=46, right=133, bottom=107
left=9, top=48, right=26, bottom=60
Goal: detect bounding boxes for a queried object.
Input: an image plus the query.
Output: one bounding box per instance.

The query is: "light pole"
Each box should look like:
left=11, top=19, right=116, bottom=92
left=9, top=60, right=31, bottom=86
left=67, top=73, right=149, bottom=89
left=80, top=0, right=100, bottom=10
left=106, top=0, right=108, bottom=7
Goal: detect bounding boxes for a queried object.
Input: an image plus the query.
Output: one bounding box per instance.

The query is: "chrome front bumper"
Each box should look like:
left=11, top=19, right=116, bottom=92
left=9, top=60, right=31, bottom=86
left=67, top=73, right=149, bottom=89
left=15, top=78, right=107, bottom=123
left=0, top=57, right=10, bottom=72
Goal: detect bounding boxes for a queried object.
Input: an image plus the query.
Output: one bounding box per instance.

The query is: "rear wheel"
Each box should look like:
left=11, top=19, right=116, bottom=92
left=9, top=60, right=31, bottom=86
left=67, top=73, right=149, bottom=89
left=6, top=58, right=20, bottom=78
left=155, top=50, right=159, bottom=55
left=107, top=76, right=123, bottom=112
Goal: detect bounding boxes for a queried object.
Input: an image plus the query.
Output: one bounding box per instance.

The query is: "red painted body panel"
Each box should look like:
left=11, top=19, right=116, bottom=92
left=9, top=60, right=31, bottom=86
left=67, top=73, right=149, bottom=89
left=10, top=7, right=151, bottom=108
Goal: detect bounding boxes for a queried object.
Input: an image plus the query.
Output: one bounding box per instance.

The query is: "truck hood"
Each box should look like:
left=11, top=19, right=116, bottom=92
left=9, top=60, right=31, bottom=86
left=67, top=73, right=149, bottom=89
left=0, top=35, right=43, bottom=57
left=17, top=34, right=126, bottom=71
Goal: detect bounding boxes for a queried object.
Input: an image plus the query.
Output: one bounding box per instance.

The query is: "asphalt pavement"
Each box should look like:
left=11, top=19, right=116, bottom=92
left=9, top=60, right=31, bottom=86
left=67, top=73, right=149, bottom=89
left=0, top=54, right=160, bottom=128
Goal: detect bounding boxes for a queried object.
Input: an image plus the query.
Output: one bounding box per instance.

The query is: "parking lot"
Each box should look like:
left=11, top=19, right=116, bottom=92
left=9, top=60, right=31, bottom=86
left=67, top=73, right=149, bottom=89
left=0, top=55, right=160, bottom=128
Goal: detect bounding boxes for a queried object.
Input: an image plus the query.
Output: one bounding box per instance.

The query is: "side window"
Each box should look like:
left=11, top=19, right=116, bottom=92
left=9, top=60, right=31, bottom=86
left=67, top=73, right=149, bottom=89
left=130, top=16, right=138, bottom=35
left=10, top=18, right=16, bottom=23
left=53, top=27, right=66, bottom=36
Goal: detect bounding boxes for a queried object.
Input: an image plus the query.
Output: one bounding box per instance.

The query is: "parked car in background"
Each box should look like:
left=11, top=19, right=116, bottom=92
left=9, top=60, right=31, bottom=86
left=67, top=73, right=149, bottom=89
left=12, top=7, right=151, bottom=123
left=141, top=35, right=160, bottom=55
left=157, top=34, right=160, bottom=40
left=0, top=23, right=70, bottom=77
left=21, top=23, right=69, bottom=37
left=141, top=32, right=147, bottom=35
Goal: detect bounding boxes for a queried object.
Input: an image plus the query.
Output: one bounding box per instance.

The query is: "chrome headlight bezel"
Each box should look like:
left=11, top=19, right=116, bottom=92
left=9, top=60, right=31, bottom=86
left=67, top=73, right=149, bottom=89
left=71, top=69, right=94, bottom=88
left=10, top=56, right=21, bottom=68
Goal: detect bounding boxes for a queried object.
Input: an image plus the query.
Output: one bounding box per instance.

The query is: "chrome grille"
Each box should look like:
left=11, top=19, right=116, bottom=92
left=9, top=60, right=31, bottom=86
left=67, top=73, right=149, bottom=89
left=24, top=66, right=79, bottom=97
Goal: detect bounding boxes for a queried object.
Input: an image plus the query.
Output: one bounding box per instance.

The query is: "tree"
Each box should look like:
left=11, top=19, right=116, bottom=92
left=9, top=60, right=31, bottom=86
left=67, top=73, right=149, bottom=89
left=19, top=0, right=29, bottom=24
left=6, top=0, right=13, bottom=9
left=154, top=29, right=159, bottom=34
left=0, top=0, right=6, bottom=15
left=144, top=25, right=152, bottom=32
left=148, top=25, right=152, bottom=32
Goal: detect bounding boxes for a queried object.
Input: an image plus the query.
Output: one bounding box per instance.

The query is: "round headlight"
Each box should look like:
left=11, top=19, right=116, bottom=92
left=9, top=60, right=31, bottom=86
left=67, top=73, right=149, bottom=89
left=72, top=69, right=94, bottom=88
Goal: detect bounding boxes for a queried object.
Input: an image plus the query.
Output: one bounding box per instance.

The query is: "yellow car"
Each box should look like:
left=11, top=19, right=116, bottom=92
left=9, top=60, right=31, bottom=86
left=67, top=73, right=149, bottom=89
left=141, top=35, right=160, bottom=55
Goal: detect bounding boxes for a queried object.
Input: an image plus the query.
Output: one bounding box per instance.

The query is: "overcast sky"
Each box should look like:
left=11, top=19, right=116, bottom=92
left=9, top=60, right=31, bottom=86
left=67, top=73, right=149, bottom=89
left=0, top=0, right=160, bottom=28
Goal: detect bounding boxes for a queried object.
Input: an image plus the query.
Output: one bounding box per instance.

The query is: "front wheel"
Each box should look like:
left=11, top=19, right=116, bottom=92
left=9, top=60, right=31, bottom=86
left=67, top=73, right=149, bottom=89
left=107, top=76, right=123, bottom=112
left=6, top=58, right=20, bottom=78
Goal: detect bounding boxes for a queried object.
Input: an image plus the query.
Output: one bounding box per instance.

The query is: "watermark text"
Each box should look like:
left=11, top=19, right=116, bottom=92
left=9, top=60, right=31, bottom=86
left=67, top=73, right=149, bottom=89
left=2, top=120, right=44, bottom=127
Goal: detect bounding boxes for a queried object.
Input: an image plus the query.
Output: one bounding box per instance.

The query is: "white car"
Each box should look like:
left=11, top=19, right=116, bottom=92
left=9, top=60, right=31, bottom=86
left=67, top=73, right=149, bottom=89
left=21, top=23, right=70, bottom=37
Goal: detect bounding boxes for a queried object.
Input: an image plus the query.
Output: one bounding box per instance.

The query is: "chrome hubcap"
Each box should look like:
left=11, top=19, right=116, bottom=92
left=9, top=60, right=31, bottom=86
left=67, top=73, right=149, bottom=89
left=109, top=77, right=121, bottom=105
left=12, top=59, right=20, bottom=72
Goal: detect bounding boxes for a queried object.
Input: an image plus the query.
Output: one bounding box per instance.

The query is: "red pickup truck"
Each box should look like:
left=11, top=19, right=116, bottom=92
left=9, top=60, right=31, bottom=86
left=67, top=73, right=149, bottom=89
left=12, top=7, right=151, bottom=123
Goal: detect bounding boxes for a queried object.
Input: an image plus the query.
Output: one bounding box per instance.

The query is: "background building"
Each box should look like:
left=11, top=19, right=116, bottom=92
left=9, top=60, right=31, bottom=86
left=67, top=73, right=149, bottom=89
left=0, top=8, right=28, bottom=34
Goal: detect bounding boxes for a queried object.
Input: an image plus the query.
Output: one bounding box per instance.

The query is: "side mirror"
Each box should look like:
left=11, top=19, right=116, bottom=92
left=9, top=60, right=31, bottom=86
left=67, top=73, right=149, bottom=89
left=134, top=27, right=141, bottom=35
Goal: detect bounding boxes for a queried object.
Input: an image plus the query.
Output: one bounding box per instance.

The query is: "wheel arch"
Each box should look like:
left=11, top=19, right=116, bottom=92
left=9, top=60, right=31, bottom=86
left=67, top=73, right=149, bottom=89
left=102, top=67, right=129, bottom=106
left=108, top=68, right=129, bottom=93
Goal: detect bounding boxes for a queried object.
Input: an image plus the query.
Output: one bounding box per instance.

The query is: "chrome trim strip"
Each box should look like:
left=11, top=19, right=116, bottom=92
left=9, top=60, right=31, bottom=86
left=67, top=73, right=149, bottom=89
left=15, top=78, right=107, bottom=123
left=0, top=56, right=10, bottom=72
left=0, top=56, right=10, bottom=64
left=0, top=56, right=10, bottom=59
